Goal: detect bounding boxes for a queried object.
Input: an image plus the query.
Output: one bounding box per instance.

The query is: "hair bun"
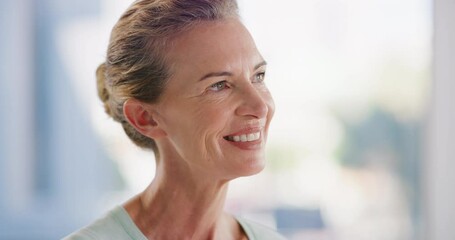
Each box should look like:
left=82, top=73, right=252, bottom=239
left=96, top=62, right=113, bottom=116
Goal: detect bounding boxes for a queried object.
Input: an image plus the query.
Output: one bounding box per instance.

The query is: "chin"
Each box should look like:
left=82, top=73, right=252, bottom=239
left=230, top=155, right=266, bottom=179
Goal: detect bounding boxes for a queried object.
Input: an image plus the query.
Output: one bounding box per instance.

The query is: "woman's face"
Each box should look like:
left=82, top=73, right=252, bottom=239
left=153, top=19, right=275, bottom=179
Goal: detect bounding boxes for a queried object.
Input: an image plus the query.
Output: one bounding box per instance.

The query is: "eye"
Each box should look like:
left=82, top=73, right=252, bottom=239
left=208, top=80, right=228, bottom=92
left=254, top=72, right=266, bottom=83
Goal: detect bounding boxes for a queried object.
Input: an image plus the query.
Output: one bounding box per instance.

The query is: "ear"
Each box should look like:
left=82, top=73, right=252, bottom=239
left=123, top=98, right=167, bottom=139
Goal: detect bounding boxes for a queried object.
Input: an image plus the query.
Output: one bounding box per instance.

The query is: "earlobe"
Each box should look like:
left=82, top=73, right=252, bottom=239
left=123, top=98, right=167, bottom=139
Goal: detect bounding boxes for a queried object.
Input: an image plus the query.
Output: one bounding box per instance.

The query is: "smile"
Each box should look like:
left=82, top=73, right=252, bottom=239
left=224, top=132, right=261, bottom=142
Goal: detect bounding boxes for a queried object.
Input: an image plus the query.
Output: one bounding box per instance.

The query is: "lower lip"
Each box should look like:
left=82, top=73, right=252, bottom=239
left=224, top=138, right=263, bottom=150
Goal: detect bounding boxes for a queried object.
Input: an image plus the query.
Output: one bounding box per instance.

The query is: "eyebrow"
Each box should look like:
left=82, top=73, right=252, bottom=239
left=198, top=60, right=268, bottom=81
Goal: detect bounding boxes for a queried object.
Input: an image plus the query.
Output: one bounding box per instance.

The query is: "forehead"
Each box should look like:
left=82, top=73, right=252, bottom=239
left=165, top=19, right=263, bottom=75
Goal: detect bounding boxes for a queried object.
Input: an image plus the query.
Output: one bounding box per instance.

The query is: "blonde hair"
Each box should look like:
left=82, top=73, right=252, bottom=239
left=97, top=0, right=239, bottom=155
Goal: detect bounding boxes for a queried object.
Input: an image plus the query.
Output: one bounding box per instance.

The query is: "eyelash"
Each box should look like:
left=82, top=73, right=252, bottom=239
left=207, top=72, right=266, bottom=93
left=209, top=81, right=229, bottom=92
left=254, top=72, right=266, bottom=83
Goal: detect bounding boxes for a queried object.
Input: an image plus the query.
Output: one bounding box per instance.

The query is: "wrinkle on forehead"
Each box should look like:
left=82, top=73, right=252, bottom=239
left=165, top=18, right=263, bottom=80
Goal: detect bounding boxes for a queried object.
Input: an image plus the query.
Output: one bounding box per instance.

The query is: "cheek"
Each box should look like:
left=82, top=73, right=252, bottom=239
left=173, top=103, right=230, bottom=144
left=193, top=105, right=231, bottom=138
left=194, top=94, right=234, bottom=122
left=182, top=107, right=231, bottom=160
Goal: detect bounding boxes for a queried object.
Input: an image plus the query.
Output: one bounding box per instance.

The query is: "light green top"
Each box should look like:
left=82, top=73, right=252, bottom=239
left=63, top=206, right=287, bottom=240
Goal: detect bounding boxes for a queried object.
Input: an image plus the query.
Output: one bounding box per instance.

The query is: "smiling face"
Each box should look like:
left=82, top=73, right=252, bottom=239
left=152, top=19, right=275, bottom=180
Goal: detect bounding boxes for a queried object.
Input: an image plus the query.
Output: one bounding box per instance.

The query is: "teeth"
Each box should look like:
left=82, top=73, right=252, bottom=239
left=240, top=135, right=247, bottom=142
left=227, top=132, right=260, bottom=142
left=247, top=133, right=255, bottom=141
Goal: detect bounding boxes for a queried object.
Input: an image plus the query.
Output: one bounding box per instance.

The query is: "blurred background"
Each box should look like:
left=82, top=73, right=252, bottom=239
left=0, top=0, right=454, bottom=239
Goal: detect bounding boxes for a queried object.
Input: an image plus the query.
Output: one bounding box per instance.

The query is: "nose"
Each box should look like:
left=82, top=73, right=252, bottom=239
left=235, top=84, right=269, bottom=119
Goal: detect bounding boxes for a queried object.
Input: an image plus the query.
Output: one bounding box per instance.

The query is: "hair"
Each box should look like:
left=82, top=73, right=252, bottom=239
left=96, top=0, right=239, bottom=156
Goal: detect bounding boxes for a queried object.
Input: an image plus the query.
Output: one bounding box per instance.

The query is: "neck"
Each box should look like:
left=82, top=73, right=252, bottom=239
left=124, top=154, right=243, bottom=240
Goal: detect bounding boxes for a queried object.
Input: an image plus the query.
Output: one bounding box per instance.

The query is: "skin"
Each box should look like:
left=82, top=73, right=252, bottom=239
left=123, top=18, right=275, bottom=240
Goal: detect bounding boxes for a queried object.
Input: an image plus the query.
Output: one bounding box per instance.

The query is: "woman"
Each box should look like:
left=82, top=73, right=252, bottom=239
left=65, top=0, right=284, bottom=239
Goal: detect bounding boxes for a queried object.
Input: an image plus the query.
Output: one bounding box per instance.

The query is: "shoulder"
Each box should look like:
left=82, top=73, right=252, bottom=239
left=237, top=217, right=288, bottom=240
left=62, top=206, right=147, bottom=240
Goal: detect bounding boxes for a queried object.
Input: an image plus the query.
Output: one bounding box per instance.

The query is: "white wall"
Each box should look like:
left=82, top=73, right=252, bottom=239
left=0, top=0, right=35, bottom=213
left=425, top=0, right=455, bottom=239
